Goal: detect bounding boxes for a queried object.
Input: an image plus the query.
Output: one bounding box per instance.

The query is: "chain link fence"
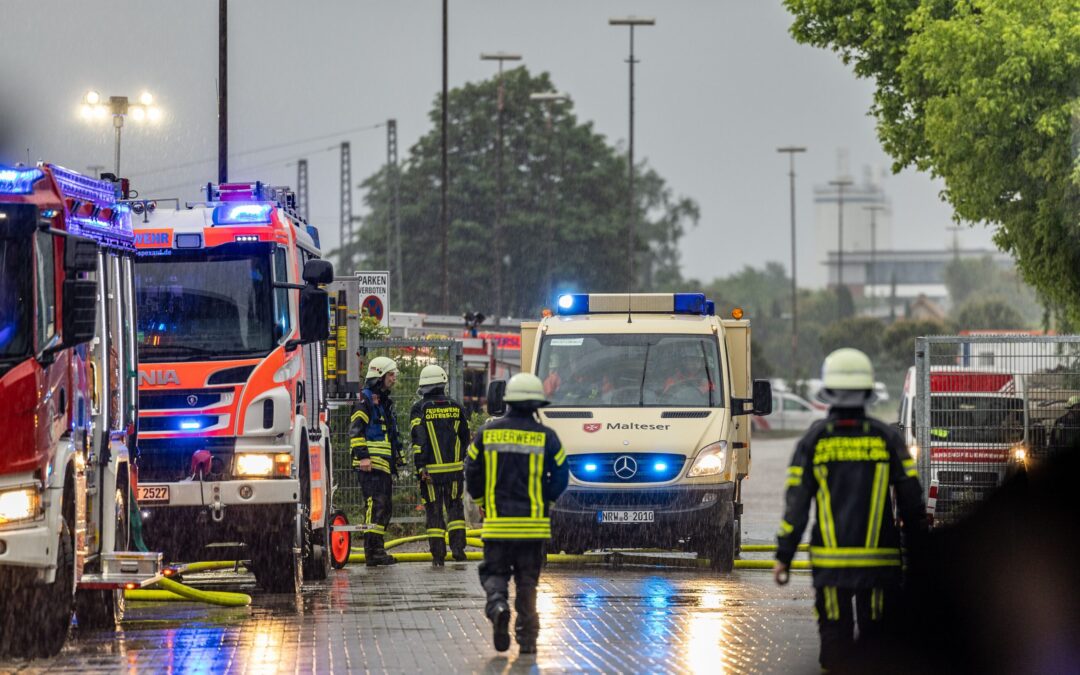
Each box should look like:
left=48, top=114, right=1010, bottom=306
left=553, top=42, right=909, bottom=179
left=912, top=335, right=1080, bottom=526
left=327, top=339, right=464, bottom=532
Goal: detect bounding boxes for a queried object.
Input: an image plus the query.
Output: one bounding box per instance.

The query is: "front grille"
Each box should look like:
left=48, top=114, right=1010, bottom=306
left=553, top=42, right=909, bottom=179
left=559, top=490, right=684, bottom=510
left=140, top=389, right=227, bottom=410
left=207, top=365, right=255, bottom=385
left=140, top=415, right=220, bottom=433
left=567, top=453, right=685, bottom=484
left=661, top=411, right=710, bottom=418
left=137, top=438, right=236, bottom=483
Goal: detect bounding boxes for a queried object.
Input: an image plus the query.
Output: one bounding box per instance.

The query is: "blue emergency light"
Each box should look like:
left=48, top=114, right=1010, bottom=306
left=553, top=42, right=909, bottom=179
left=179, top=419, right=202, bottom=430
left=583, top=462, right=598, bottom=473
left=212, top=203, right=273, bottom=226
left=556, top=292, right=714, bottom=317
left=0, top=167, right=45, bottom=194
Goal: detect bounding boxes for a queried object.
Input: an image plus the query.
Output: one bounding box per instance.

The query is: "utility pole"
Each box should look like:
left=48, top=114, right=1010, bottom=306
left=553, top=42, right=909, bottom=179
left=481, top=52, right=523, bottom=319
left=828, top=177, right=854, bottom=317
left=340, top=141, right=352, bottom=273
left=218, top=0, right=228, bottom=183
left=439, top=0, right=450, bottom=314
left=386, top=119, right=403, bottom=308
left=777, top=146, right=806, bottom=384
left=609, top=16, right=655, bottom=295
left=864, top=205, right=885, bottom=313
left=296, top=159, right=309, bottom=221
left=531, top=92, right=570, bottom=302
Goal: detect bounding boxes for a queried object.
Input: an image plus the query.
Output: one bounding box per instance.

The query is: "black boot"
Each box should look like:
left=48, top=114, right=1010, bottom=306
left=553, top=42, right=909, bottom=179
left=490, top=601, right=510, bottom=652
left=365, top=534, right=397, bottom=567
left=430, top=535, right=446, bottom=567
left=518, top=641, right=537, bottom=655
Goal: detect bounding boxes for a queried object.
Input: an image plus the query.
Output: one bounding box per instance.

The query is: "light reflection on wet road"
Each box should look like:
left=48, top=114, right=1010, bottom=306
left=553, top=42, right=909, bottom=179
left=3, top=437, right=818, bottom=674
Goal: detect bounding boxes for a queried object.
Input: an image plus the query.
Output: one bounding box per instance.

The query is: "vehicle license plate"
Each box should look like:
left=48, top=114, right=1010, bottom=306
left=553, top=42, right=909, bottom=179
left=137, top=485, right=170, bottom=503
left=598, top=510, right=654, bottom=523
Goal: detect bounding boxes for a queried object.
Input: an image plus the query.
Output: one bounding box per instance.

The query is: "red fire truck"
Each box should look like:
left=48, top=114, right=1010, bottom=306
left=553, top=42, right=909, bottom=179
left=0, top=164, right=160, bottom=658
left=130, top=182, right=332, bottom=593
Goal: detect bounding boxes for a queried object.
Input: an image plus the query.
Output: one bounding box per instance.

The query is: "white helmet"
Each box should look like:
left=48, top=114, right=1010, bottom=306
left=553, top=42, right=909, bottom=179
left=504, top=373, right=550, bottom=407
left=818, top=348, right=876, bottom=406
left=419, top=364, right=448, bottom=387
left=365, top=356, right=398, bottom=380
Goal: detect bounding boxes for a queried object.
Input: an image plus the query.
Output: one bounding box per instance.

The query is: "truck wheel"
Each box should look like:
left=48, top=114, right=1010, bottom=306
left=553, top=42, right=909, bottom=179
left=3, top=518, right=76, bottom=658
left=329, top=511, right=351, bottom=569
left=250, top=509, right=303, bottom=594
left=703, top=499, right=735, bottom=573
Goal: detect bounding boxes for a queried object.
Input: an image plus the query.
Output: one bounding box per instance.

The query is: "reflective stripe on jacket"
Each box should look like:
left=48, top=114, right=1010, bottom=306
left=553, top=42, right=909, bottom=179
left=410, top=393, right=471, bottom=480
left=465, top=410, right=569, bottom=540
left=349, top=388, right=401, bottom=474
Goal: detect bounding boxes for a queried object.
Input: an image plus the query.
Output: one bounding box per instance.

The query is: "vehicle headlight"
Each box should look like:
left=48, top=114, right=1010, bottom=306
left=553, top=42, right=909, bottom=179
left=235, top=453, right=293, bottom=478
left=0, top=486, right=41, bottom=524
left=1012, top=445, right=1026, bottom=463
left=687, top=441, right=729, bottom=478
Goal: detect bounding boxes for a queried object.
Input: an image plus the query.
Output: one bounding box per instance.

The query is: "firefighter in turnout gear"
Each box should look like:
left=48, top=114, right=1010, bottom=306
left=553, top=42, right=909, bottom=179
left=350, top=356, right=404, bottom=566
left=466, top=373, right=569, bottom=654
left=410, top=364, right=472, bottom=566
left=774, top=348, right=926, bottom=672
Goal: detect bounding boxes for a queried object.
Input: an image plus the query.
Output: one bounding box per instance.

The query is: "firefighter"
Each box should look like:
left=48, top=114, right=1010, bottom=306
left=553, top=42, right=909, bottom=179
left=1050, top=395, right=1080, bottom=456
left=465, top=373, right=569, bottom=654
left=410, top=364, right=472, bottom=566
left=774, top=348, right=926, bottom=672
left=350, top=356, right=404, bottom=566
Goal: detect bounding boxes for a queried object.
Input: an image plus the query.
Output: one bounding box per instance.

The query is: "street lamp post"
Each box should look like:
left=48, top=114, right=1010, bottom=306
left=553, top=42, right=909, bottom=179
left=828, top=178, right=854, bottom=317
left=81, top=90, right=162, bottom=177
left=480, top=51, right=522, bottom=318
left=531, top=91, right=570, bottom=301
left=609, top=16, right=655, bottom=294
left=864, top=205, right=885, bottom=312
left=777, top=146, right=806, bottom=384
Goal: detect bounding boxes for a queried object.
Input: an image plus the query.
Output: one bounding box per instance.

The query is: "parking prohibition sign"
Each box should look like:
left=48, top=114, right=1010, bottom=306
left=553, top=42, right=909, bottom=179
left=362, top=294, right=384, bottom=321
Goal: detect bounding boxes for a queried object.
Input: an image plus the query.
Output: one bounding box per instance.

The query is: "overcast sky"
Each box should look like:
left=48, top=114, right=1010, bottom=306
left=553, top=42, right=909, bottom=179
left=0, top=0, right=997, bottom=285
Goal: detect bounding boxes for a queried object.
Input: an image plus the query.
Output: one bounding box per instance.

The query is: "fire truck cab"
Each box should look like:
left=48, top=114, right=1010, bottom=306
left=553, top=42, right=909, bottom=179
left=0, top=164, right=160, bottom=658
left=130, top=182, right=332, bottom=593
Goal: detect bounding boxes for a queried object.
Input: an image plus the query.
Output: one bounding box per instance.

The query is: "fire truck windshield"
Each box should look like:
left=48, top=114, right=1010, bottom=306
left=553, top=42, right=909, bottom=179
left=537, top=333, right=723, bottom=407
left=0, top=235, right=31, bottom=362
left=135, top=244, right=276, bottom=362
left=928, top=395, right=1026, bottom=445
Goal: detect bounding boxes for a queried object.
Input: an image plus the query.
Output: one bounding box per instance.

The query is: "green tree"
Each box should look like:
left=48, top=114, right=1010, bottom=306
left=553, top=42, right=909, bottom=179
left=882, top=318, right=948, bottom=369
left=344, top=68, right=699, bottom=315
left=943, top=256, right=1042, bottom=324
left=953, top=296, right=1027, bottom=331
left=784, top=0, right=1080, bottom=321
left=819, top=317, right=885, bottom=359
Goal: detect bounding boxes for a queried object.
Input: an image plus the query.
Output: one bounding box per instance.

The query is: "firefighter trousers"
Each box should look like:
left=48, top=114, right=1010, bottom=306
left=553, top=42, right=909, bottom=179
left=814, top=585, right=894, bottom=671
left=358, top=470, right=393, bottom=556
left=420, top=476, right=467, bottom=562
left=478, top=541, right=545, bottom=645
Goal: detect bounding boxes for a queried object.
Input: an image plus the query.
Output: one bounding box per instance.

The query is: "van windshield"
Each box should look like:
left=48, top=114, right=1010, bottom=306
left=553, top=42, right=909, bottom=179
left=537, top=333, right=723, bottom=408
left=0, top=233, right=31, bottom=362
left=928, top=395, right=1025, bottom=444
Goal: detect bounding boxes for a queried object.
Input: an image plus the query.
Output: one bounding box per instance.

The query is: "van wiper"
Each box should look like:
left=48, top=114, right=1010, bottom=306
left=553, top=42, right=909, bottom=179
left=638, top=343, right=651, bottom=407
left=700, top=342, right=714, bottom=407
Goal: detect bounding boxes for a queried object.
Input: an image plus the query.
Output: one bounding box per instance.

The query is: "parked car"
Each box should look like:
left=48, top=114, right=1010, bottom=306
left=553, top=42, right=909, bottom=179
left=752, top=392, right=827, bottom=431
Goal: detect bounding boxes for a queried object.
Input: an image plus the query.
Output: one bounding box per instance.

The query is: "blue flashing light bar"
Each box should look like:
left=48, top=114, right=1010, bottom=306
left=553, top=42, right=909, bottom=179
left=49, top=164, right=116, bottom=204
left=556, top=292, right=715, bottom=317
left=212, top=203, right=273, bottom=226
left=0, top=167, right=45, bottom=194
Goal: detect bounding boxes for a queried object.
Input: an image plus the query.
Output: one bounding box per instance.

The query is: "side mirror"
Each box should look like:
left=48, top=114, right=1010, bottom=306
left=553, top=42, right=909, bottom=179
left=486, top=380, right=507, bottom=417
left=64, top=236, right=98, bottom=273
left=62, top=278, right=98, bottom=346
left=732, top=379, right=773, bottom=416
left=752, top=379, right=773, bottom=416
left=302, top=259, right=334, bottom=285
left=298, top=285, right=330, bottom=344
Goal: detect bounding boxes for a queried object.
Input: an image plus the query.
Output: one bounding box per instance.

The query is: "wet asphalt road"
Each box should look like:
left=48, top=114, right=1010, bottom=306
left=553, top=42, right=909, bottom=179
left=2, top=435, right=818, bottom=674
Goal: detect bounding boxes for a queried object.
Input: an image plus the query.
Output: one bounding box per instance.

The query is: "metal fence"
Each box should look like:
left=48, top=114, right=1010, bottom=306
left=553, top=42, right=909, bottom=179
left=327, top=339, right=465, bottom=530
left=913, top=335, right=1080, bottom=526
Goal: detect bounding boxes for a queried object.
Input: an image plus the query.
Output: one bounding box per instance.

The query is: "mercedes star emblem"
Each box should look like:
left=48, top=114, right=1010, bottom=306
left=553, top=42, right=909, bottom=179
left=613, top=455, right=638, bottom=480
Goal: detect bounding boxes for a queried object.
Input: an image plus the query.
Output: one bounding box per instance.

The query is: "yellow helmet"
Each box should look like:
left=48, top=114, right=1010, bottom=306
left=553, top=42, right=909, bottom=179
left=821, top=348, right=875, bottom=390
left=504, top=373, right=550, bottom=406
left=419, top=364, right=448, bottom=387
left=365, top=356, right=398, bottom=380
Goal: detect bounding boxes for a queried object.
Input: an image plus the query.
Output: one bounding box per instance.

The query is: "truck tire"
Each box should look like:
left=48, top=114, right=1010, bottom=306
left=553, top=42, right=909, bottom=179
left=250, top=509, right=303, bottom=594
left=77, top=485, right=129, bottom=630
left=2, top=518, right=76, bottom=658
left=703, top=499, right=736, bottom=573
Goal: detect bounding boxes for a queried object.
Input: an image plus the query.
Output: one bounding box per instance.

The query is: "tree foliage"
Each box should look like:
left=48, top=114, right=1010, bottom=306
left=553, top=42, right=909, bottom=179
left=784, top=0, right=1080, bottom=320
left=345, top=68, right=699, bottom=315
left=882, top=318, right=948, bottom=368
left=953, top=296, right=1027, bottom=331
left=819, top=316, right=886, bottom=359
left=943, top=255, right=1042, bottom=323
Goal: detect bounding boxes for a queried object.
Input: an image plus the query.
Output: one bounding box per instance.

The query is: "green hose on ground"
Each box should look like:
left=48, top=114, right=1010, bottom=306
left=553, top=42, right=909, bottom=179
left=126, top=576, right=252, bottom=606
left=344, top=549, right=811, bottom=570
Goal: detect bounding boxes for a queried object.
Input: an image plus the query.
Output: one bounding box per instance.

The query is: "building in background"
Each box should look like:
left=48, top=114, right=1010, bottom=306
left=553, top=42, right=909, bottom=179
left=811, top=158, right=891, bottom=288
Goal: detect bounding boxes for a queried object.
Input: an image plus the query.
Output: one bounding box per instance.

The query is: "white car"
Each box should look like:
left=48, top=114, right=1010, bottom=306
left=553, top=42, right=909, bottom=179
left=754, top=392, right=827, bottom=431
